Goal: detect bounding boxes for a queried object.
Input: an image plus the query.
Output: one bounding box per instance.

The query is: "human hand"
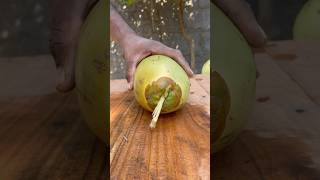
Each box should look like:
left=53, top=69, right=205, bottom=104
left=50, top=0, right=98, bottom=93
left=120, top=34, right=194, bottom=90
left=110, top=4, right=193, bottom=90
left=213, top=0, right=267, bottom=48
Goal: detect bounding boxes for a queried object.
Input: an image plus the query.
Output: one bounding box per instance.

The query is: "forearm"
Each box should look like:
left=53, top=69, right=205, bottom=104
left=110, top=5, right=136, bottom=47
left=213, top=0, right=266, bottom=47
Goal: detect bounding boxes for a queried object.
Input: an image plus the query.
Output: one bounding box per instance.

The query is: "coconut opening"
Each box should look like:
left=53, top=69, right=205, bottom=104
left=150, top=85, right=171, bottom=128
left=212, top=71, right=230, bottom=143
left=145, top=77, right=182, bottom=128
left=145, top=77, right=182, bottom=113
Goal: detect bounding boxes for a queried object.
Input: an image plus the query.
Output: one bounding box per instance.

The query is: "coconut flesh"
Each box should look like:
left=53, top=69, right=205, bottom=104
left=133, top=55, right=190, bottom=128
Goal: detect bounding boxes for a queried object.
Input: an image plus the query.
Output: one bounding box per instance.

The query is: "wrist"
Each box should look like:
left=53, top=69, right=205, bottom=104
left=118, top=31, right=137, bottom=48
left=110, top=5, right=137, bottom=48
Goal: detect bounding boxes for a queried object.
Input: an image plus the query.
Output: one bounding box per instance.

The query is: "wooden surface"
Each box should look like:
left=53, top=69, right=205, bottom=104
left=0, top=93, right=107, bottom=180
left=214, top=41, right=320, bottom=179
left=1, top=40, right=319, bottom=180
left=110, top=75, right=210, bottom=179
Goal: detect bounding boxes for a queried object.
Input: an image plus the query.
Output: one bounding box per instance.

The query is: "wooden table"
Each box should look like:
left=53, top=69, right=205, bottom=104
left=1, top=40, right=319, bottom=179
left=0, top=93, right=107, bottom=179
left=214, top=41, right=320, bottom=179
left=110, top=75, right=210, bottom=179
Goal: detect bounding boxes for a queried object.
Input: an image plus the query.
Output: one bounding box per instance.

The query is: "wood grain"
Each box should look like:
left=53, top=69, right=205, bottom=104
left=266, top=41, right=320, bottom=104
left=214, top=41, right=320, bottom=179
left=110, top=75, right=210, bottom=179
left=0, top=93, right=107, bottom=180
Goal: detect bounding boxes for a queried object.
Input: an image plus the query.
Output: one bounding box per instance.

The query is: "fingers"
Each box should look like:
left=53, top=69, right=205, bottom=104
left=56, top=66, right=75, bottom=92
left=126, top=60, right=136, bottom=90
left=125, top=50, right=152, bottom=90
left=214, top=0, right=267, bottom=48
left=123, top=37, right=193, bottom=90
left=150, top=43, right=194, bottom=77
left=50, top=0, right=98, bottom=92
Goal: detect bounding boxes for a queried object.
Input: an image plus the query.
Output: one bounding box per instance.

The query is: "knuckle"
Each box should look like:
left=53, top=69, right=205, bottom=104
left=150, top=44, right=160, bottom=51
left=49, top=36, right=74, bottom=52
left=175, top=49, right=183, bottom=56
left=125, top=71, right=132, bottom=81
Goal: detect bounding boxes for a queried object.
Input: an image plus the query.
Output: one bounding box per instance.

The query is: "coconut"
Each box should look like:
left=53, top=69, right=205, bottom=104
left=212, top=3, right=256, bottom=152
left=133, top=55, right=190, bottom=128
left=75, top=0, right=108, bottom=143
left=293, top=0, right=320, bottom=40
left=201, top=60, right=210, bottom=74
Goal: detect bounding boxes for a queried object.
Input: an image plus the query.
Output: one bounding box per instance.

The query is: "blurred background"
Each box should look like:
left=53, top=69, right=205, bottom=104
left=247, top=0, right=309, bottom=40
left=0, top=0, right=312, bottom=56
left=110, top=0, right=210, bottom=79
left=0, top=1, right=51, bottom=57
left=0, top=0, right=312, bottom=96
left=0, top=1, right=56, bottom=98
left=0, top=2, right=107, bottom=178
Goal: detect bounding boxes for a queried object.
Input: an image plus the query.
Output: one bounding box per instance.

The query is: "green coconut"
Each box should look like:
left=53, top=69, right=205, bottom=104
left=293, top=0, right=320, bottom=40
left=201, top=60, right=210, bottom=74
left=212, top=3, right=256, bottom=152
left=134, top=55, right=190, bottom=128
left=75, top=0, right=108, bottom=143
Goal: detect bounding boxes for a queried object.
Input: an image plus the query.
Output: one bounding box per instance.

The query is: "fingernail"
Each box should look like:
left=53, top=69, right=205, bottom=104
left=128, top=83, right=133, bottom=90
left=258, top=26, right=267, bottom=43
left=190, top=70, right=194, bottom=76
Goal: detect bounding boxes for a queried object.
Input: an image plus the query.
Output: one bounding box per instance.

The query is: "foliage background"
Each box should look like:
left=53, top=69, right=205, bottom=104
left=110, top=0, right=210, bottom=79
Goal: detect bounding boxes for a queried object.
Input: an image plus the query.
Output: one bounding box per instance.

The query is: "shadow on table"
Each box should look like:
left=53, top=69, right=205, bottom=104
left=213, top=130, right=320, bottom=179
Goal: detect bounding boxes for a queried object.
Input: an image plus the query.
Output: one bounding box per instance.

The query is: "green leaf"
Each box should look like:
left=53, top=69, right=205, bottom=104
left=120, top=0, right=136, bottom=6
